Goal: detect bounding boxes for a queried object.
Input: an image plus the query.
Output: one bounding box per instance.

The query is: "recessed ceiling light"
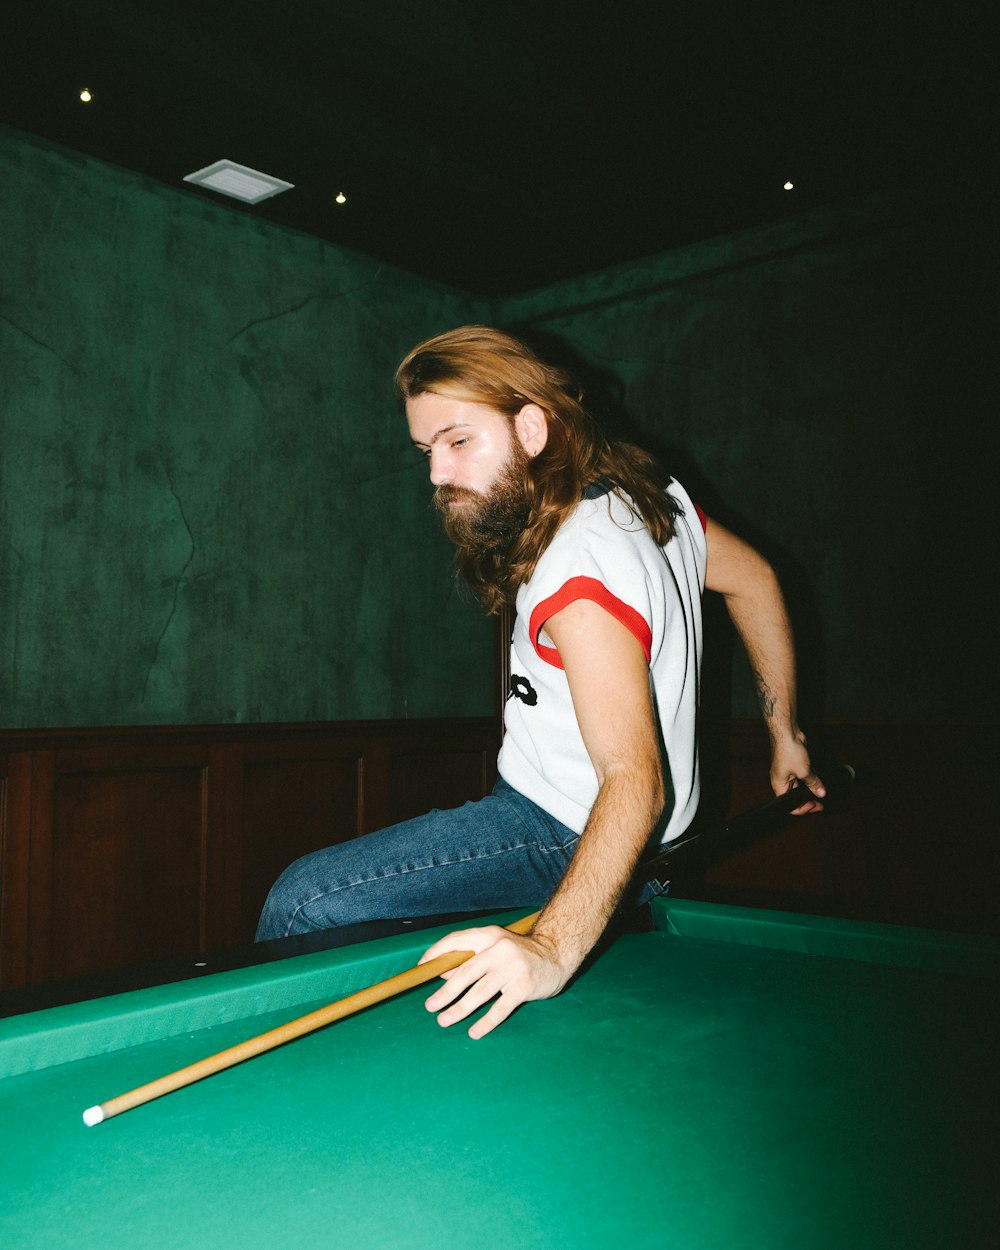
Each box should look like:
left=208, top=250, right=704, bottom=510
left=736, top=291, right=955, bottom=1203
left=79, top=88, right=92, bottom=103
left=783, top=180, right=794, bottom=191
left=182, top=159, right=294, bottom=205
left=335, top=192, right=347, bottom=204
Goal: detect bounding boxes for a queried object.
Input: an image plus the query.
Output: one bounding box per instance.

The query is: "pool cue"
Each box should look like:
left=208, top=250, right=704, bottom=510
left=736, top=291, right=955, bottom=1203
left=636, top=763, right=856, bottom=882
left=82, top=910, right=540, bottom=1127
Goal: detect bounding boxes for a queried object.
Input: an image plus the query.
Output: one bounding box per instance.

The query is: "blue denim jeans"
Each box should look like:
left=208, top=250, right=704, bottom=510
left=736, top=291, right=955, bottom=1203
left=255, top=778, right=583, bottom=941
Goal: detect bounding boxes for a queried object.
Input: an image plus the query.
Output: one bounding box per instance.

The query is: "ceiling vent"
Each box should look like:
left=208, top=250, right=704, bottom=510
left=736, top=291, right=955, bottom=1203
left=183, top=160, right=294, bottom=204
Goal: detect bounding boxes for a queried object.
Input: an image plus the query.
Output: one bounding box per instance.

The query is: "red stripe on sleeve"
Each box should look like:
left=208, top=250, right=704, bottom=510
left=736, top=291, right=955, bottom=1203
left=694, top=503, right=707, bottom=531
left=528, top=576, right=652, bottom=670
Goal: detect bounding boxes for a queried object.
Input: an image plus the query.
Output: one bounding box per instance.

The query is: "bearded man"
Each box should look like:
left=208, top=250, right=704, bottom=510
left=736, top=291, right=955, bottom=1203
left=256, top=326, right=824, bottom=1037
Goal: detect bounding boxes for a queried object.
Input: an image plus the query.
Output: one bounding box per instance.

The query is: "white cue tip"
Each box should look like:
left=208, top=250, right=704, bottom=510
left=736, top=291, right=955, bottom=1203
left=82, top=1105, right=105, bottom=1127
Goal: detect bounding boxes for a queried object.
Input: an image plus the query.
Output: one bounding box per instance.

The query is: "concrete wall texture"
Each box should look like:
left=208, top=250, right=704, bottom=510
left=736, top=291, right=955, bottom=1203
left=2, top=125, right=992, bottom=728
left=1, top=128, right=493, bottom=726
left=498, top=194, right=993, bottom=723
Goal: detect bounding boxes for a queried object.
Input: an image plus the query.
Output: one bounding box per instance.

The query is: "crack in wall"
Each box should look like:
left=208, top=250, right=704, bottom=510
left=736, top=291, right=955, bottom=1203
left=0, top=543, right=26, bottom=717
left=226, top=271, right=384, bottom=344
left=0, top=314, right=72, bottom=368
left=140, top=458, right=196, bottom=702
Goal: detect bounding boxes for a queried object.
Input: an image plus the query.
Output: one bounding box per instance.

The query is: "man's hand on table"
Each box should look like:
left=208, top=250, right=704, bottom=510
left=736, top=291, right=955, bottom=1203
left=419, top=925, right=572, bottom=1039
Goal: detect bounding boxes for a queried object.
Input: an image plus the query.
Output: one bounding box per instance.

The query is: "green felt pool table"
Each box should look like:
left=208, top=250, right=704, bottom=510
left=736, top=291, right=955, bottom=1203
left=1, top=899, right=997, bottom=1250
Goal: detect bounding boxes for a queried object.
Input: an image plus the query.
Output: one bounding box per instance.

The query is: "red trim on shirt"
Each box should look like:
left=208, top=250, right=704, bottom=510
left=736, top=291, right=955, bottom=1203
left=694, top=503, right=707, bottom=531
left=528, top=576, right=653, bottom=670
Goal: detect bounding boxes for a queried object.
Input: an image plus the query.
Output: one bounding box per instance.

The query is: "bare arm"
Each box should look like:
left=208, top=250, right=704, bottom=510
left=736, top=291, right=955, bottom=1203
left=420, top=598, right=663, bottom=1036
left=419, top=520, right=823, bottom=1036
left=526, top=599, right=665, bottom=965
left=704, top=517, right=825, bottom=809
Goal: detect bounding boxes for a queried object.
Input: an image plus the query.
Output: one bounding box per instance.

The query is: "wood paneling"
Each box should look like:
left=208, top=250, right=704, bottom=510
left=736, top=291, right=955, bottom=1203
left=0, top=752, right=33, bottom=988
left=237, top=743, right=364, bottom=942
left=48, top=759, right=207, bottom=983
left=0, top=720, right=498, bottom=990
left=2, top=717, right=996, bottom=991
left=674, top=720, right=1000, bottom=938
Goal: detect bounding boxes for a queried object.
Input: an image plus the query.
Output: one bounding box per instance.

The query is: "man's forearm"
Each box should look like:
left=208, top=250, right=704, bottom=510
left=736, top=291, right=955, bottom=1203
left=720, top=555, right=824, bottom=801
left=530, top=762, right=664, bottom=971
left=722, top=559, right=802, bottom=744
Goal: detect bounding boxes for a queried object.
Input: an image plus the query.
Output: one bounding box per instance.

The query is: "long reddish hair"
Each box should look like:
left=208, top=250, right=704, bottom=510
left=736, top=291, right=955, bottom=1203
left=396, top=325, right=679, bottom=612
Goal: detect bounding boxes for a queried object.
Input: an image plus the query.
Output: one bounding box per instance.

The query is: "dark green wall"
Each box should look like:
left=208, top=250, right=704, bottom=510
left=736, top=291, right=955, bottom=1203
left=497, top=192, right=994, bottom=722
left=1, top=128, right=494, bottom=727
left=2, top=126, right=992, bottom=730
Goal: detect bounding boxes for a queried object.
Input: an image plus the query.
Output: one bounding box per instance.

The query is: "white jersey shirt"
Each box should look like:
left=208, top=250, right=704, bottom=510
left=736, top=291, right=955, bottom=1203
left=497, top=479, right=707, bottom=845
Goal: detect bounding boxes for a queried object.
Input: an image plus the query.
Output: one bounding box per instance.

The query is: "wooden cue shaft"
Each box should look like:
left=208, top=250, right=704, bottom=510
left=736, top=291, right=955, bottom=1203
left=82, top=910, right=539, bottom=1126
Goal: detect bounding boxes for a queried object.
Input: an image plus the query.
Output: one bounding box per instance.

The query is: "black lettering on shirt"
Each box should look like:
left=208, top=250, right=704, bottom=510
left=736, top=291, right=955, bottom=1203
left=509, top=674, right=538, bottom=706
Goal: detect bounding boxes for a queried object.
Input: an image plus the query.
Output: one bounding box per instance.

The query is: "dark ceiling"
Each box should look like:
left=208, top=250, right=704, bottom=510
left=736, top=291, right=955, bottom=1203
left=2, top=0, right=987, bottom=296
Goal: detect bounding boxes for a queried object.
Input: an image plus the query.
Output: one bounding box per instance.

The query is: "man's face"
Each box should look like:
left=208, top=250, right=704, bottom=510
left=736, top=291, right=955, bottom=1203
left=407, top=392, right=531, bottom=550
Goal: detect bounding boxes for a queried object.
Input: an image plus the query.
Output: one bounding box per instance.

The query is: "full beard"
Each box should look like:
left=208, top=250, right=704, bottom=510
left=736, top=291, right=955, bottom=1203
left=433, top=440, right=531, bottom=559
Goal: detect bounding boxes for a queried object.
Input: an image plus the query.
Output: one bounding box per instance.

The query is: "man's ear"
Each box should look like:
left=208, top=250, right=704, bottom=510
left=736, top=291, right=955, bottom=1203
left=514, top=403, right=548, bottom=457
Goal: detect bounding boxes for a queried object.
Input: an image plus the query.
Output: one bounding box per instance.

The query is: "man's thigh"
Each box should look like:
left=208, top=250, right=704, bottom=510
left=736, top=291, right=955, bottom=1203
left=256, top=781, right=579, bottom=939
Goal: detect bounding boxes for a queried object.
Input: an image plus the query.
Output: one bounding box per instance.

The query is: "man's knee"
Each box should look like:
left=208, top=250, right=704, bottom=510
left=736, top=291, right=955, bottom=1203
left=255, top=852, right=327, bottom=941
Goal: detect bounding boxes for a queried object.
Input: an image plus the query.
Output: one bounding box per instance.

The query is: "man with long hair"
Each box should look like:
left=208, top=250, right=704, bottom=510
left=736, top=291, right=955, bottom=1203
left=257, top=326, right=824, bottom=1036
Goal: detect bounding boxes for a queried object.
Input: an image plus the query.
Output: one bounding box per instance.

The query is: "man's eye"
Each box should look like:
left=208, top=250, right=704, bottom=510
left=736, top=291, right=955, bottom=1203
left=452, top=438, right=468, bottom=449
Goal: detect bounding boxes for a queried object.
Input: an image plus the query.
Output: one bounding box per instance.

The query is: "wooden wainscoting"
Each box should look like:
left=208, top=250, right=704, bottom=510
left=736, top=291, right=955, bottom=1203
left=3, top=717, right=997, bottom=992
left=675, top=719, right=1000, bottom=939
left=0, top=720, right=499, bottom=991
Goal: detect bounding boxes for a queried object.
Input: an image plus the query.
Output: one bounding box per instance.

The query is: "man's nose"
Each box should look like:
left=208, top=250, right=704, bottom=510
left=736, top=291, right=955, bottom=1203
left=428, top=447, right=454, bottom=486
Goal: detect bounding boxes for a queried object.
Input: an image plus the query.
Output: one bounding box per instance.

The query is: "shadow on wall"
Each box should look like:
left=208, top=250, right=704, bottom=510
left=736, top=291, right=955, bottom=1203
left=509, top=326, right=832, bottom=820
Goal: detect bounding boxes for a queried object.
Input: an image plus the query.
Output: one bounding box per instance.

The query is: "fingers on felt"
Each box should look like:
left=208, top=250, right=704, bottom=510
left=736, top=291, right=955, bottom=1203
left=467, top=994, right=519, bottom=1040
left=425, top=945, right=528, bottom=1035
left=436, top=969, right=505, bottom=1028
left=434, top=971, right=520, bottom=1039
left=424, top=955, right=485, bottom=1012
